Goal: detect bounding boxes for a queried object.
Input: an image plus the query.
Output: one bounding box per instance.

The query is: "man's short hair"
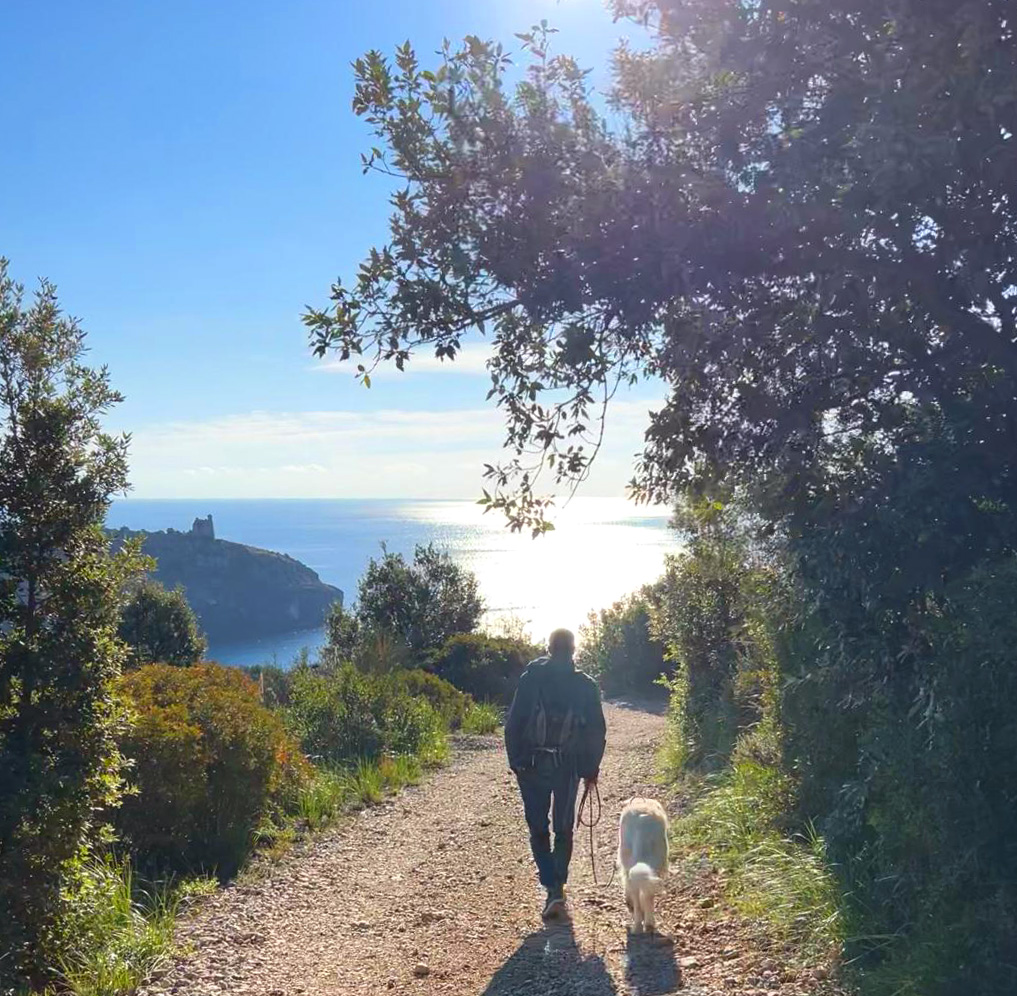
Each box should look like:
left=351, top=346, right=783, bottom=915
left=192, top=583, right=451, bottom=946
left=548, top=628, right=576, bottom=657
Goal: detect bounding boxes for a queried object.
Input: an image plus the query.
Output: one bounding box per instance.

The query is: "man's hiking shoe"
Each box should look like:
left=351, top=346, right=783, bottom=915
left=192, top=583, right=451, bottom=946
left=542, top=887, right=566, bottom=920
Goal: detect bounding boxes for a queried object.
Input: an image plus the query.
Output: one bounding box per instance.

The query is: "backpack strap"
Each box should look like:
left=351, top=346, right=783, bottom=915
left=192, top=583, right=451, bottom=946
left=531, top=691, right=548, bottom=750
left=519, top=663, right=585, bottom=769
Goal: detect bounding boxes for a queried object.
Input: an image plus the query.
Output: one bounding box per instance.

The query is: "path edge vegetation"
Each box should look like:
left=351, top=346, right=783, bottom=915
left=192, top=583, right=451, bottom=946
left=6, top=2, right=1017, bottom=994
left=31, top=650, right=512, bottom=996
left=309, top=4, right=1017, bottom=993
left=0, top=278, right=523, bottom=995
left=11, top=659, right=508, bottom=996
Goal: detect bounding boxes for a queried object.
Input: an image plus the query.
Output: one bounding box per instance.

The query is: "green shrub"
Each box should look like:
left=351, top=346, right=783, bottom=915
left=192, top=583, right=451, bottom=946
left=657, top=671, right=691, bottom=782
left=240, top=663, right=294, bottom=708
left=318, top=546, right=485, bottom=670
left=784, top=557, right=1017, bottom=994
left=577, top=592, right=665, bottom=696
left=653, top=497, right=1017, bottom=991
left=427, top=633, right=535, bottom=704
left=654, top=515, right=844, bottom=967
left=398, top=669, right=470, bottom=728
left=285, top=663, right=447, bottom=769
left=356, top=543, right=484, bottom=657
left=650, top=527, right=776, bottom=771
left=118, top=579, right=206, bottom=668
left=320, top=601, right=361, bottom=668
left=461, top=701, right=500, bottom=735
left=116, top=664, right=309, bottom=876
left=285, top=665, right=382, bottom=763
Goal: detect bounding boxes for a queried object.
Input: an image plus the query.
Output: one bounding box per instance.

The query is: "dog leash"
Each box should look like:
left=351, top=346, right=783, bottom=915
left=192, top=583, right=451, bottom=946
left=576, top=780, right=616, bottom=887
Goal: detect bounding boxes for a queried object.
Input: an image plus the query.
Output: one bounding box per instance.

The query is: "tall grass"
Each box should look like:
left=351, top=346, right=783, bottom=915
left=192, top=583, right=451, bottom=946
left=656, top=672, right=690, bottom=782
left=294, top=752, right=431, bottom=830
left=351, top=758, right=384, bottom=804
left=56, top=858, right=215, bottom=996
left=296, top=766, right=351, bottom=829
left=671, top=749, right=844, bottom=963
left=377, top=752, right=423, bottom=788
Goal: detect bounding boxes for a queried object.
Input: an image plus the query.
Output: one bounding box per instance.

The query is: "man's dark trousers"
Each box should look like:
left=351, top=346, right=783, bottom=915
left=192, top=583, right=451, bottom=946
left=516, top=753, right=580, bottom=889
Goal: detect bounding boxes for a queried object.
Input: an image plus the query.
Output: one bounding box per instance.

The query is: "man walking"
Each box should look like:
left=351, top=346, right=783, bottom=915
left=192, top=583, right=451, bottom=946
left=505, top=628, right=607, bottom=919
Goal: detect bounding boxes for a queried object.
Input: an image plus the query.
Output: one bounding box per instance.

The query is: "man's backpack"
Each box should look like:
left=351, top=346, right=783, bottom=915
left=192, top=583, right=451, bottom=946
left=524, top=672, right=582, bottom=757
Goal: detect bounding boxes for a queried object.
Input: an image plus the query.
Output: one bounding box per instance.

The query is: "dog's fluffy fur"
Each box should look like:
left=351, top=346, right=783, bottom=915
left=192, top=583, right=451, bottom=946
left=618, top=797, right=669, bottom=932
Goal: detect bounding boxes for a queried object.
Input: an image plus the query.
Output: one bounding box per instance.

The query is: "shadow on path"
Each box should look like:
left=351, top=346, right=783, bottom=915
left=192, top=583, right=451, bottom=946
left=624, top=931, right=681, bottom=995
left=481, top=919, right=618, bottom=996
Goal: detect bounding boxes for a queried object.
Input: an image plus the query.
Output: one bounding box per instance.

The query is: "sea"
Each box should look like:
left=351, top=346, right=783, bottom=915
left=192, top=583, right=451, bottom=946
left=106, top=498, right=682, bottom=668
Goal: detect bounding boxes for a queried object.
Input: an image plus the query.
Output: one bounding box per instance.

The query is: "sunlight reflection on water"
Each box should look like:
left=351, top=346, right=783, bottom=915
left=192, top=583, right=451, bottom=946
left=110, top=497, right=683, bottom=667
left=397, top=498, right=682, bottom=641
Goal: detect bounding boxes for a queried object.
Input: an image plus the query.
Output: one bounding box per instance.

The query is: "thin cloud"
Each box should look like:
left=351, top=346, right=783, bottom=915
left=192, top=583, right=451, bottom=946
left=123, top=397, right=664, bottom=499
left=132, top=407, right=503, bottom=448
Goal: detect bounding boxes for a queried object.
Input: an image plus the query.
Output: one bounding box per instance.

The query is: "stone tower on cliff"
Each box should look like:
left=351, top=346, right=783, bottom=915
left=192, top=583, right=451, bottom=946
left=191, top=514, right=214, bottom=540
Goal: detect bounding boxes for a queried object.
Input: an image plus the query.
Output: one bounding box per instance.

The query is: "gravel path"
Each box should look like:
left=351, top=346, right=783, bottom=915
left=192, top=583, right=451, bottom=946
left=143, top=703, right=845, bottom=996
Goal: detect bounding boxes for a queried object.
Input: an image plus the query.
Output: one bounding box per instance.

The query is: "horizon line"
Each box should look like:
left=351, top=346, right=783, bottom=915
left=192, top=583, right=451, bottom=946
left=111, top=494, right=661, bottom=504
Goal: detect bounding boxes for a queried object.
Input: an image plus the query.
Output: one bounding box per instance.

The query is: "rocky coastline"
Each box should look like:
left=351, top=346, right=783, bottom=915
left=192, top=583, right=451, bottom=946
left=108, top=516, right=343, bottom=642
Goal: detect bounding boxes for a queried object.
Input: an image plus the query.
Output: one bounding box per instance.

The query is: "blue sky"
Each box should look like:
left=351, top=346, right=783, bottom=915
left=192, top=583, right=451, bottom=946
left=1, top=0, right=660, bottom=499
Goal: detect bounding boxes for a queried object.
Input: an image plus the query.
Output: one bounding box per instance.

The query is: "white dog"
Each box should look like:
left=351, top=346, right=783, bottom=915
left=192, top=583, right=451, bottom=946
left=618, top=797, right=669, bottom=932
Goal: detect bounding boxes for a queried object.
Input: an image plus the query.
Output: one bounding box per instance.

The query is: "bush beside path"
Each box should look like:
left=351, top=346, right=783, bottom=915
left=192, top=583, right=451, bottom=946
left=140, top=704, right=847, bottom=996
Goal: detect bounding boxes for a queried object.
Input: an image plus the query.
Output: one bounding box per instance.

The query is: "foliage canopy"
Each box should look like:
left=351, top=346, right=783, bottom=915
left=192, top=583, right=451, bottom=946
left=309, top=6, right=1017, bottom=990
left=307, top=1, right=1017, bottom=538
left=347, top=543, right=483, bottom=659
left=0, top=261, right=137, bottom=982
left=119, top=579, right=207, bottom=668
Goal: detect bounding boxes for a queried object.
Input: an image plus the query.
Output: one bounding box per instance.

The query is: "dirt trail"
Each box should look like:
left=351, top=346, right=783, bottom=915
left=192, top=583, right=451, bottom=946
left=143, top=703, right=842, bottom=996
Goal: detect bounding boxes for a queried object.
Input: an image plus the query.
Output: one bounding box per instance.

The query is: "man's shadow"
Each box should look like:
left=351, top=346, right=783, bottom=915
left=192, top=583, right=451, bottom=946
left=624, top=930, right=680, bottom=996
left=482, top=918, right=618, bottom=996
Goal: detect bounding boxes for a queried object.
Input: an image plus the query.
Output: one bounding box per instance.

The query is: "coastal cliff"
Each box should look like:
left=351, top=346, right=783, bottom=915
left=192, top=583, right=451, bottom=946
left=108, top=516, right=343, bottom=642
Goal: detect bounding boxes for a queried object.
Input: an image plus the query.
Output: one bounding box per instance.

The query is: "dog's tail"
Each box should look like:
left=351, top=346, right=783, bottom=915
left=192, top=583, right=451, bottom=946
left=627, top=862, right=664, bottom=894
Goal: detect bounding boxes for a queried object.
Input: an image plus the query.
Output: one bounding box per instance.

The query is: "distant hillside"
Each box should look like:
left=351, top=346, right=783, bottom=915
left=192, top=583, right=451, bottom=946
left=108, top=516, right=343, bottom=643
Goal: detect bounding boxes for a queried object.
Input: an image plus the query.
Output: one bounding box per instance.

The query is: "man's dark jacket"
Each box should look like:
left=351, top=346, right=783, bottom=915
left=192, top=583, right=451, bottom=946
left=504, top=655, right=606, bottom=780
